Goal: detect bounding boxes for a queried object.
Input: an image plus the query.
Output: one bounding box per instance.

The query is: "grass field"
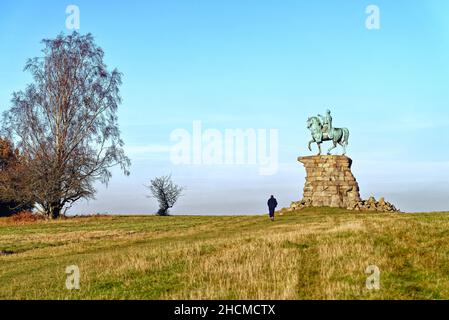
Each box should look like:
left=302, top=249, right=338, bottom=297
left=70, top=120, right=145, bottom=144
left=1, top=208, right=449, bottom=300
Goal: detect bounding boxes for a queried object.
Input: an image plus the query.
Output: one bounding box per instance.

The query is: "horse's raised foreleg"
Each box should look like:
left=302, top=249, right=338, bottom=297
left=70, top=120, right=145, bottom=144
left=308, top=139, right=321, bottom=155
left=308, top=139, right=314, bottom=152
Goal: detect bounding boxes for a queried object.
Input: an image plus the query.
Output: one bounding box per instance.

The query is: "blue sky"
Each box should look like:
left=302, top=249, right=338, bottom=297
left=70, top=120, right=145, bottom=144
left=0, top=0, right=448, bottom=214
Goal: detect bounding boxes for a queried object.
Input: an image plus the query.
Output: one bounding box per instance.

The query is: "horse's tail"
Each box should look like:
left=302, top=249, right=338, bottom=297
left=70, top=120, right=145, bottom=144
left=342, top=128, right=349, bottom=146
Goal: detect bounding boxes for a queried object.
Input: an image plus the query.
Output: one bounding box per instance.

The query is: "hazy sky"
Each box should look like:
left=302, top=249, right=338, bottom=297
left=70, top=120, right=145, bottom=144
left=1, top=1, right=448, bottom=214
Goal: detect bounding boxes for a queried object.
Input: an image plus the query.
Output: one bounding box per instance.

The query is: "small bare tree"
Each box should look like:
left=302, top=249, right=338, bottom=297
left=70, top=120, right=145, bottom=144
left=1, top=32, right=130, bottom=219
left=147, top=175, right=183, bottom=216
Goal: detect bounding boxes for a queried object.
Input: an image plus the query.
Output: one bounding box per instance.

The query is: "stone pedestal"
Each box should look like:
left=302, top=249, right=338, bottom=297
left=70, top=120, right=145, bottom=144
left=298, top=155, right=361, bottom=208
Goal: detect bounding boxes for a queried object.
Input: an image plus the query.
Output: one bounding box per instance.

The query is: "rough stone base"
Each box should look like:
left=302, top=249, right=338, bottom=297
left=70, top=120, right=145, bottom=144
left=348, top=196, right=399, bottom=212
left=298, top=155, right=361, bottom=208
left=279, top=196, right=400, bottom=214
left=277, top=154, right=400, bottom=214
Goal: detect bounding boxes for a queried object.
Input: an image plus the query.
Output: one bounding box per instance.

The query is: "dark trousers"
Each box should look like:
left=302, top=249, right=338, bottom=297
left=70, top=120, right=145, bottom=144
left=269, top=208, right=275, bottom=217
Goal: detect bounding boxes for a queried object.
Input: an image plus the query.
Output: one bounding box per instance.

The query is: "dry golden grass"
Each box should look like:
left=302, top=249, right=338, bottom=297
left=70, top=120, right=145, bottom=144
left=1, top=208, right=449, bottom=299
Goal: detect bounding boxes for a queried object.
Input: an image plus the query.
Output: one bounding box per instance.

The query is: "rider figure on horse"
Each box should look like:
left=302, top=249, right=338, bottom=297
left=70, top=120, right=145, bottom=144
left=318, top=109, right=333, bottom=141
left=307, top=109, right=349, bottom=155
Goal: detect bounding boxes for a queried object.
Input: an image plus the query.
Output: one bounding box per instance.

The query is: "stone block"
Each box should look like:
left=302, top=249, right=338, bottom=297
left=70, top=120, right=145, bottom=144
left=298, top=155, right=361, bottom=208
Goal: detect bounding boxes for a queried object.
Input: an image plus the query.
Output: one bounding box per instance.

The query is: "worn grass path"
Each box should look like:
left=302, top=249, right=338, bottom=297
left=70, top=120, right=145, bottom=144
left=1, top=208, right=449, bottom=299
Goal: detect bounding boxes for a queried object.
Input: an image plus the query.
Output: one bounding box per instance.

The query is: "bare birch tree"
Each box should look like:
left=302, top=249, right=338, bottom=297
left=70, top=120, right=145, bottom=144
left=1, top=32, right=130, bottom=218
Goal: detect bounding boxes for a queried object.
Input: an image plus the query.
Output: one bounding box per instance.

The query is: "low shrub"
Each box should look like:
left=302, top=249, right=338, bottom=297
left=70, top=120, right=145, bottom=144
left=9, top=211, right=43, bottom=224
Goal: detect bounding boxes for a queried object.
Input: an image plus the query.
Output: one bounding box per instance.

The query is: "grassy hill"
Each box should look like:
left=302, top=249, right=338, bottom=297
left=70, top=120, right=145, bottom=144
left=1, top=208, right=449, bottom=300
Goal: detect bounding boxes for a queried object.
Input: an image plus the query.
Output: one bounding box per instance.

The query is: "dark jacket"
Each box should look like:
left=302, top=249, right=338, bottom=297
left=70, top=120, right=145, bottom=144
left=267, top=197, right=278, bottom=209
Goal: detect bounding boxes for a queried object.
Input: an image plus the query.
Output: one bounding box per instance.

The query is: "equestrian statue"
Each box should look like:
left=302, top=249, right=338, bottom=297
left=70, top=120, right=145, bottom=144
left=306, top=109, right=350, bottom=155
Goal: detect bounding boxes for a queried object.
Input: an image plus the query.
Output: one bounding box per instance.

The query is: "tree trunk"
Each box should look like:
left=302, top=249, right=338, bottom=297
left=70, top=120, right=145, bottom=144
left=49, top=203, right=62, bottom=219
left=157, top=205, right=170, bottom=216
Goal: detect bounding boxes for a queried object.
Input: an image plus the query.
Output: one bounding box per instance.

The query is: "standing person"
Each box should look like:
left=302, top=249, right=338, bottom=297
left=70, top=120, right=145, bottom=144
left=267, top=195, right=278, bottom=221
